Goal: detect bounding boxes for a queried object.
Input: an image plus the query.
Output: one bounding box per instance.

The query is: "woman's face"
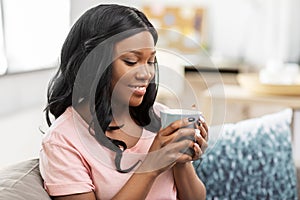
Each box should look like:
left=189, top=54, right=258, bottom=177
left=111, top=31, right=156, bottom=107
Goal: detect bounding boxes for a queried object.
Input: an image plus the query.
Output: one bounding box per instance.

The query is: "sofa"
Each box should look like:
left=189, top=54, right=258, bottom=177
left=0, top=109, right=299, bottom=199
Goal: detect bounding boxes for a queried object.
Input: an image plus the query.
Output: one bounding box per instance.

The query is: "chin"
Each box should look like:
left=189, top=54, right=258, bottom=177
left=129, top=96, right=144, bottom=107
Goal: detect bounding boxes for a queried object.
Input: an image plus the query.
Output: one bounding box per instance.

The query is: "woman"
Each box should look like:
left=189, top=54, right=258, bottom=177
left=39, top=4, right=208, bottom=200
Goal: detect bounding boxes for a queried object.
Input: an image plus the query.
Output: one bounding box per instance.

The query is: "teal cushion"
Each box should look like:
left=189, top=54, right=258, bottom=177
left=193, top=109, right=298, bottom=199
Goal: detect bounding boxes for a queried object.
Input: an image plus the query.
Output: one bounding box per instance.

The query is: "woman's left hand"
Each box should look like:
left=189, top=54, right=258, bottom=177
left=192, top=116, right=209, bottom=161
left=172, top=115, right=208, bottom=200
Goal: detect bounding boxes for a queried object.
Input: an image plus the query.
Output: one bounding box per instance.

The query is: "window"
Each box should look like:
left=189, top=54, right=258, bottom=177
left=0, top=0, right=7, bottom=75
left=0, top=0, right=70, bottom=75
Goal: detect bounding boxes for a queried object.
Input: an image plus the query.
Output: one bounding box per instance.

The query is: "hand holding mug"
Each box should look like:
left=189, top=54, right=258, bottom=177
left=160, top=109, right=208, bottom=160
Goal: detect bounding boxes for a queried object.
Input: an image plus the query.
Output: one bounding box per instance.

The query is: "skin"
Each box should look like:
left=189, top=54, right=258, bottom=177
left=52, top=31, right=208, bottom=200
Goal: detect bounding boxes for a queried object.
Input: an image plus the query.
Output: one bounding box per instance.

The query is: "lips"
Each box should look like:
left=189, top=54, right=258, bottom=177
left=128, top=84, right=147, bottom=96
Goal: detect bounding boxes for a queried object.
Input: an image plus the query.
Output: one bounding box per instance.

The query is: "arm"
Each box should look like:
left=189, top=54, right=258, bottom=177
left=52, top=192, right=96, bottom=200
left=52, top=172, right=159, bottom=200
left=173, top=116, right=209, bottom=200
left=52, top=161, right=206, bottom=200
left=173, top=162, right=206, bottom=200
left=111, top=118, right=198, bottom=199
left=111, top=118, right=200, bottom=200
left=112, top=170, right=159, bottom=200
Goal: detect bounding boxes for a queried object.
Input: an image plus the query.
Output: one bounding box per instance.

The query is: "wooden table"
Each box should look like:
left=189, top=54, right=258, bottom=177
left=202, top=84, right=300, bottom=164
left=202, top=84, right=300, bottom=123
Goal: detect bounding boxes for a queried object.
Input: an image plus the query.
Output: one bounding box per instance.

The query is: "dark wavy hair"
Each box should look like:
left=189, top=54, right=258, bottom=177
left=45, top=4, right=161, bottom=173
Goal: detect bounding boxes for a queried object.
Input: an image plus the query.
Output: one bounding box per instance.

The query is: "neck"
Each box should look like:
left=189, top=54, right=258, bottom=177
left=111, top=99, right=132, bottom=116
left=111, top=103, right=134, bottom=127
left=75, top=101, right=134, bottom=128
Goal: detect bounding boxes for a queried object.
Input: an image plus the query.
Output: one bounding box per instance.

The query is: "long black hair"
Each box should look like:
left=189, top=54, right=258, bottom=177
left=45, top=4, right=161, bottom=172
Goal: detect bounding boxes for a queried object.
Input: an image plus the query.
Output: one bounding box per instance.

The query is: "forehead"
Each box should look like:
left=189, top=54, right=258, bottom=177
left=114, top=31, right=155, bottom=55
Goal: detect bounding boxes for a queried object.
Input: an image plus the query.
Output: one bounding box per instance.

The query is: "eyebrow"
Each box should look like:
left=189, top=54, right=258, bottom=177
left=127, top=50, right=156, bottom=56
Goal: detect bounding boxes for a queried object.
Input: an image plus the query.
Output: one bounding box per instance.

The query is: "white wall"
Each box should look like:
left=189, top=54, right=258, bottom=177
left=0, top=69, right=55, bottom=167
left=0, top=69, right=55, bottom=117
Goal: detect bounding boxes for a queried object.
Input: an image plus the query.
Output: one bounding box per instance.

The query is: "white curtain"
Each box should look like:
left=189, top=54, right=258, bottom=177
left=210, top=0, right=300, bottom=67
left=286, top=0, right=300, bottom=63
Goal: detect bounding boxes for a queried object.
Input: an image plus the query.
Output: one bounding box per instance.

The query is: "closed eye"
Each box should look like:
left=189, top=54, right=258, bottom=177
left=123, top=60, right=137, bottom=66
left=147, top=61, right=155, bottom=66
left=147, top=56, right=156, bottom=66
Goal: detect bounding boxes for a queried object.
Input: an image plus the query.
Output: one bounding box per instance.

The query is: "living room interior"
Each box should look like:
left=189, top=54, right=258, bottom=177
left=0, top=0, right=299, bottom=198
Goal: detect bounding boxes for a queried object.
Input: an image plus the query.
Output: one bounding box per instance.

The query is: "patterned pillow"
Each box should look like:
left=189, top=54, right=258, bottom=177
left=193, top=109, right=298, bottom=199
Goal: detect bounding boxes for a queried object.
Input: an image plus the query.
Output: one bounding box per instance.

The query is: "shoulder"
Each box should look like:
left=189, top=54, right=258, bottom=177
left=42, top=107, right=83, bottom=146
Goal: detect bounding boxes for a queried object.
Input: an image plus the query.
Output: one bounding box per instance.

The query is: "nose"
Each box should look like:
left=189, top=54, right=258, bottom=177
left=135, top=65, right=153, bottom=80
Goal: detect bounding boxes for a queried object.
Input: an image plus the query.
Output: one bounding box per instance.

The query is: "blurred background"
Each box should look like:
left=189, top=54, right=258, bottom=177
left=0, top=0, right=300, bottom=167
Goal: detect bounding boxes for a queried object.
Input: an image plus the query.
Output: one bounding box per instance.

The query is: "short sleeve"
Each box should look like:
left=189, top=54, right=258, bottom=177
left=39, top=141, right=95, bottom=196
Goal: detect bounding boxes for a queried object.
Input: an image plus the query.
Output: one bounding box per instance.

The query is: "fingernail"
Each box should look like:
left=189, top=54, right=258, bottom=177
left=194, top=142, right=200, bottom=148
left=195, top=129, right=201, bottom=138
left=188, top=117, right=195, bottom=122
left=199, top=115, right=205, bottom=122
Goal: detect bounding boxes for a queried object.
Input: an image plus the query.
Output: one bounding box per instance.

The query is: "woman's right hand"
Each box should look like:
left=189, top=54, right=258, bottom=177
left=136, top=118, right=196, bottom=175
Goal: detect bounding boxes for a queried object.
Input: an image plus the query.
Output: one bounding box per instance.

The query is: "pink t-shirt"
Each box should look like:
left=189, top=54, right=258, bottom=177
left=39, top=103, right=177, bottom=199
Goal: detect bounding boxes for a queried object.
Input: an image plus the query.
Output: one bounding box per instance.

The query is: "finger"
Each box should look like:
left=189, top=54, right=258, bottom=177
left=171, top=139, right=195, bottom=158
left=194, top=129, right=201, bottom=140
left=155, top=127, right=195, bottom=150
left=192, top=142, right=203, bottom=160
left=200, top=139, right=208, bottom=152
left=160, top=117, right=195, bottom=136
left=176, top=140, right=196, bottom=163
left=195, top=118, right=208, bottom=141
left=195, top=135, right=206, bottom=147
left=193, top=134, right=208, bottom=154
left=172, top=128, right=196, bottom=143
left=194, top=128, right=206, bottom=144
left=199, top=115, right=209, bottom=133
left=176, top=153, right=193, bottom=163
left=160, top=127, right=195, bottom=147
left=198, top=124, right=208, bottom=141
left=178, top=142, right=203, bottom=161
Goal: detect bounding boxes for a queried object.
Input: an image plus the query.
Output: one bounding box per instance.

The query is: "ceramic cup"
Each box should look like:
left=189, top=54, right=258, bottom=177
left=160, top=108, right=202, bottom=128
left=160, top=109, right=202, bottom=156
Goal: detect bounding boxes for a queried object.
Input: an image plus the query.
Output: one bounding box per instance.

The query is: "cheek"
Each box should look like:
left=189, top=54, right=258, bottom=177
left=149, top=67, right=156, bottom=80
left=111, top=69, right=134, bottom=94
left=111, top=62, right=127, bottom=87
